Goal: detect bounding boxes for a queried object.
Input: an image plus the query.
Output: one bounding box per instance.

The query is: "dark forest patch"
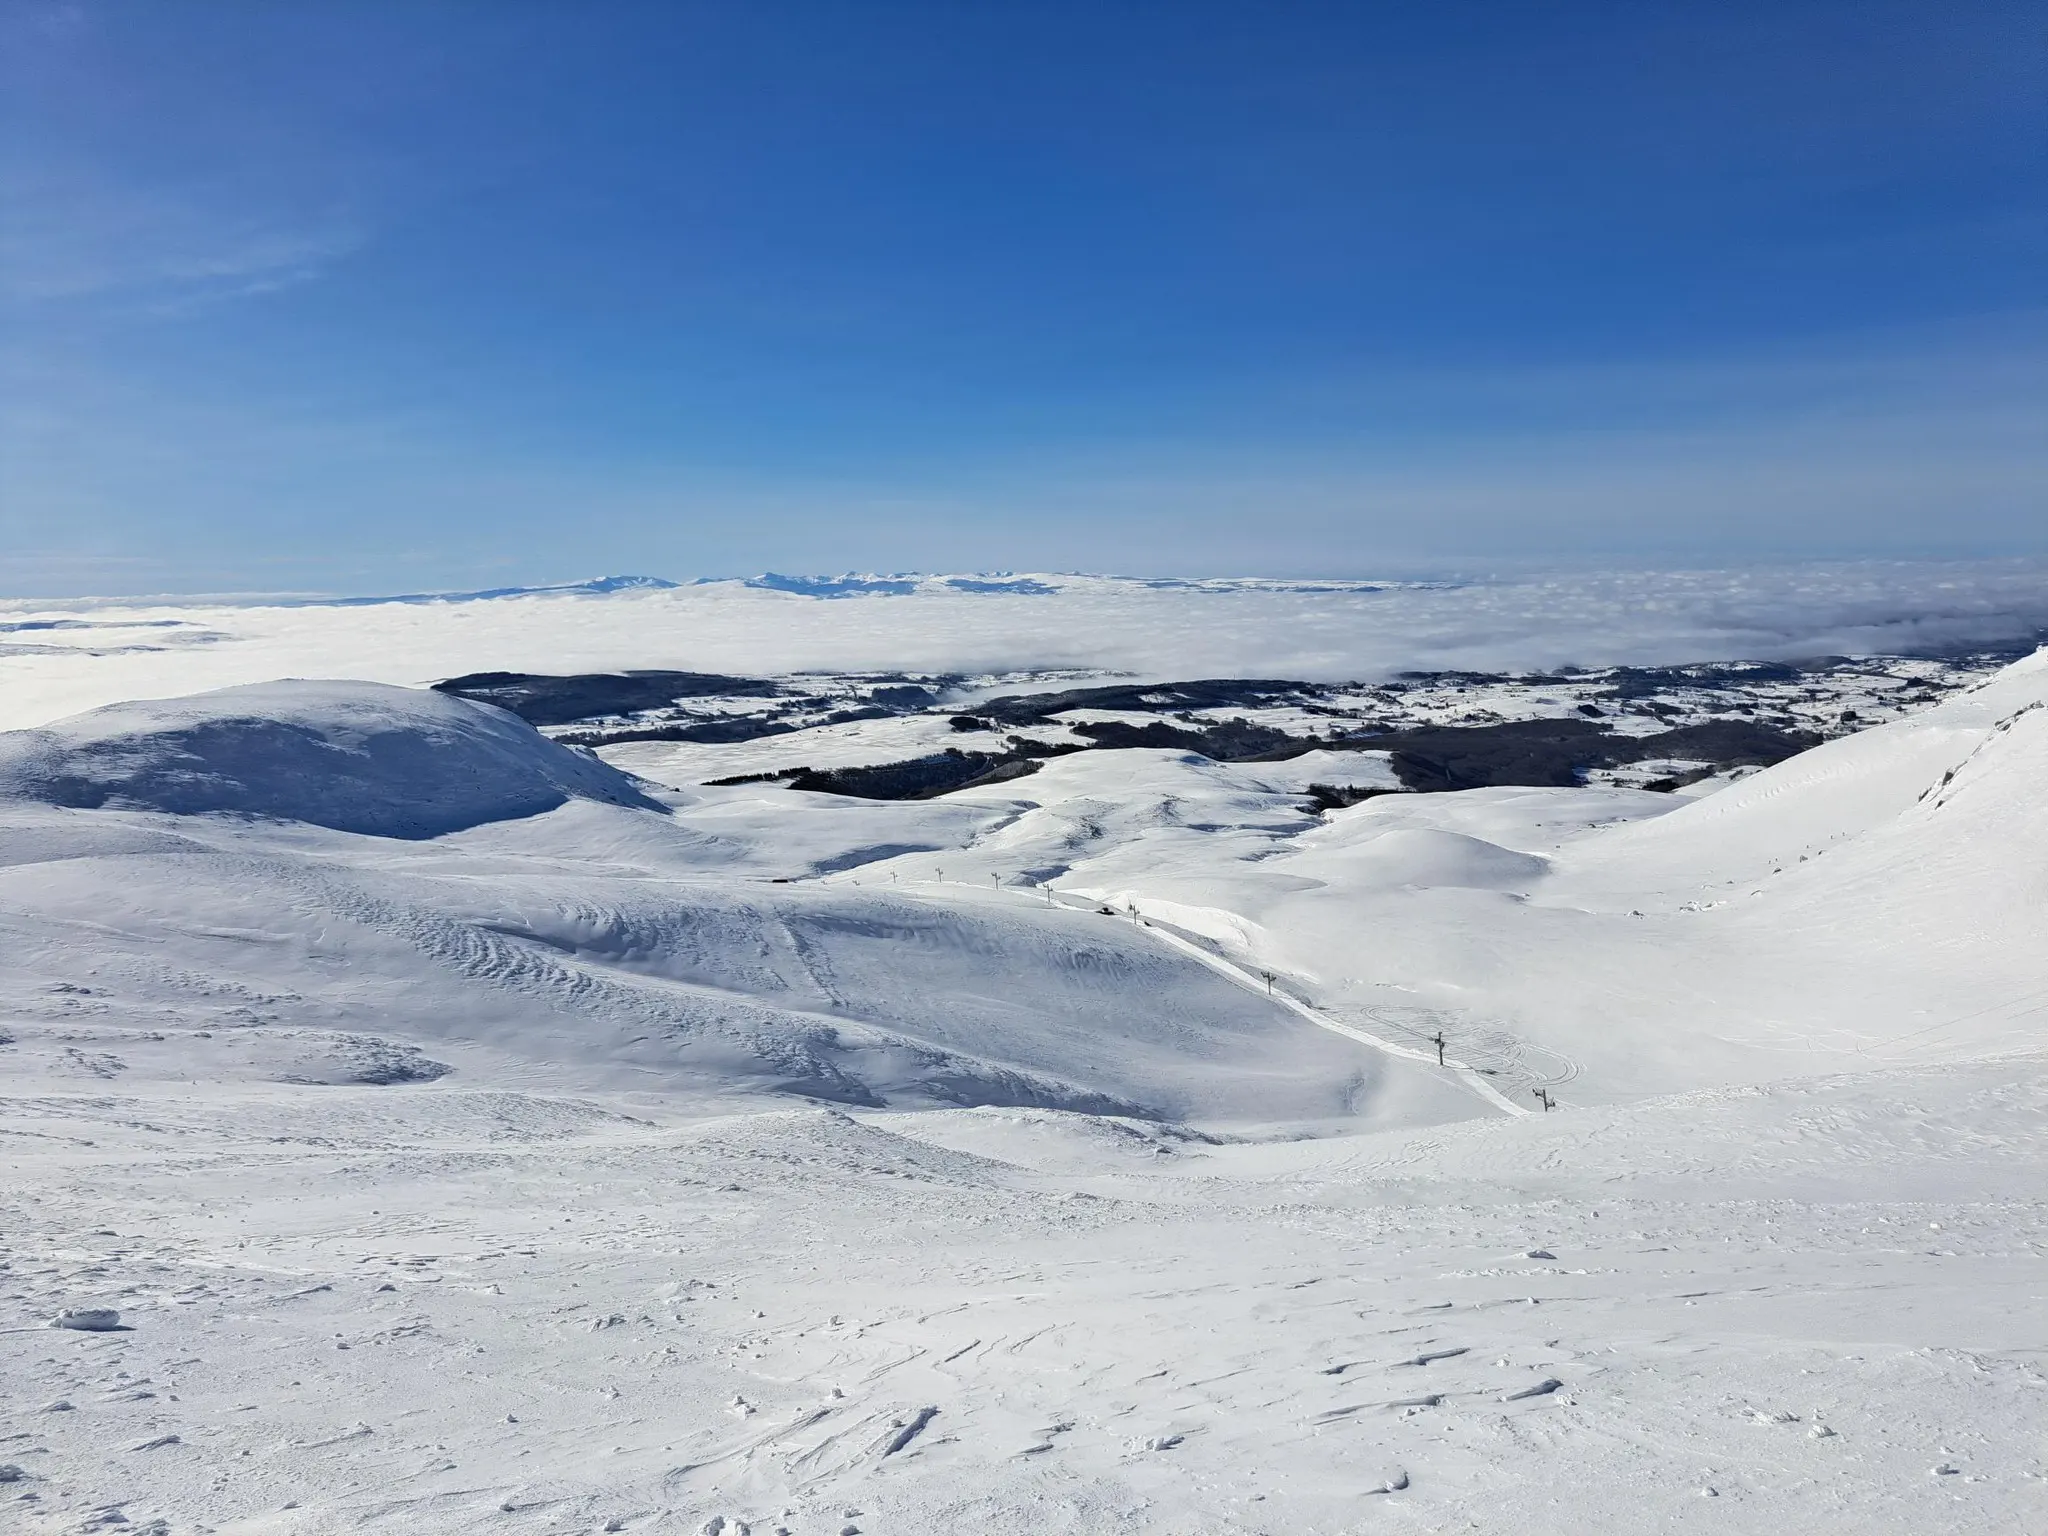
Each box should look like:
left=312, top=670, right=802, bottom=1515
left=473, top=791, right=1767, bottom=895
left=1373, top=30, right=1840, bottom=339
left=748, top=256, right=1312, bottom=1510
left=788, top=750, right=1045, bottom=800
left=1066, top=716, right=1302, bottom=759
left=777, top=718, right=1817, bottom=802
left=976, top=679, right=1317, bottom=727
left=435, top=670, right=781, bottom=726
left=1365, top=719, right=1816, bottom=792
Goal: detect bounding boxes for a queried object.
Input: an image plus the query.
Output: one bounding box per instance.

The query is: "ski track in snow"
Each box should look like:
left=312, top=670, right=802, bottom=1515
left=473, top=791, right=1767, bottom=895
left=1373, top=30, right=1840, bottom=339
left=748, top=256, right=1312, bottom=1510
left=1046, top=890, right=1534, bottom=1118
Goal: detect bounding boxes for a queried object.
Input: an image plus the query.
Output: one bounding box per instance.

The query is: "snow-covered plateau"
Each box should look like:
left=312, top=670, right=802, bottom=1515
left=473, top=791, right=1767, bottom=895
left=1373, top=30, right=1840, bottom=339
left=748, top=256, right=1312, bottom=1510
left=2, top=571, right=2045, bottom=1535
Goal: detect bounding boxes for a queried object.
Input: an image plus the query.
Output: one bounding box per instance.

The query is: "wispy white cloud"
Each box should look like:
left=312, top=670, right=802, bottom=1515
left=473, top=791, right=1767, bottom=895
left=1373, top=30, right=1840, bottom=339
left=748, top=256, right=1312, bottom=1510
left=0, top=162, right=363, bottom=307
left=0, top=1, right=368, bottom=309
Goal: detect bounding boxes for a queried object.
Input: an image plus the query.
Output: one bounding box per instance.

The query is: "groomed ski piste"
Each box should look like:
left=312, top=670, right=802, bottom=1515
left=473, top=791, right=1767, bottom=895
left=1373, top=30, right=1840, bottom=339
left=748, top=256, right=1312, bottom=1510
left=2, top=585, right=2045, bottom=1534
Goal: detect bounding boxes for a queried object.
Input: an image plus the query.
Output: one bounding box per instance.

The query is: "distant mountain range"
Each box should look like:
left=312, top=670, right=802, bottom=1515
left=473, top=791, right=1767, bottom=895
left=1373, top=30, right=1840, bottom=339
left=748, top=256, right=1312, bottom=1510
left=722, top=572, right=1450, bottom=597
left=302, top=574, right=683, bottom=606
left=257, top=571, right=1451, bottom=606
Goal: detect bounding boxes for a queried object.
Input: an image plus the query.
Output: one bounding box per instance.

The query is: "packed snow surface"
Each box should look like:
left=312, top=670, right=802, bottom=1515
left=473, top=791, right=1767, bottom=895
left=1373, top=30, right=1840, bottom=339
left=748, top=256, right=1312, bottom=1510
left=3, top=626, right=2046, bottom=1533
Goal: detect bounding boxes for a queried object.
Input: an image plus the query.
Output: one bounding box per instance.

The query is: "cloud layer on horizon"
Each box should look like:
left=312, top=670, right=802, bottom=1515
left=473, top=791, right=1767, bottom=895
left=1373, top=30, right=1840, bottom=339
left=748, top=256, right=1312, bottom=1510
left=2, top=558, right=2044, bottom=733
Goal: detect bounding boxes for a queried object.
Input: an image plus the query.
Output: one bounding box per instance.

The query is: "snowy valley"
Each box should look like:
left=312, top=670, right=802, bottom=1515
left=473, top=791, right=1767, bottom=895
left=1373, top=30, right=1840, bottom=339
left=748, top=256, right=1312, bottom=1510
left=1, top=574, right=2045, bottom=1535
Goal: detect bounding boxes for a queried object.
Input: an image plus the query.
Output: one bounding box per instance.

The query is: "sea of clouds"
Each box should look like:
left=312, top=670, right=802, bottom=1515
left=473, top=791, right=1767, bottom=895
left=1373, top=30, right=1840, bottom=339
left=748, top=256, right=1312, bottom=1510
left=1, top=559, right=2044, bottom=732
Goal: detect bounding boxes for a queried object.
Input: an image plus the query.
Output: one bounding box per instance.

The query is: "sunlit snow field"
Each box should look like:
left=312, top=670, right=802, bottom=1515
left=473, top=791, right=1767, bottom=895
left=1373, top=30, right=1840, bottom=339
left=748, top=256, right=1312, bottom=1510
left=2, top=566, right=2045, bottom=1535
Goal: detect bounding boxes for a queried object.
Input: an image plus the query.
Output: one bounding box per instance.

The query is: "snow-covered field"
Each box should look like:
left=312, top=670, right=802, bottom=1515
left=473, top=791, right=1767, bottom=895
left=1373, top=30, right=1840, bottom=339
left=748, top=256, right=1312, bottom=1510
left=3, top=571, right=2045, bottom=1534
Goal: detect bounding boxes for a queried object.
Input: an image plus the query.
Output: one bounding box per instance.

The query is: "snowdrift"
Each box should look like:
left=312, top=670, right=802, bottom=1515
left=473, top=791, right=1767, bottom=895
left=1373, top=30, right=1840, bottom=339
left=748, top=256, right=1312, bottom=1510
left=0, top=679, right=664, bottom=838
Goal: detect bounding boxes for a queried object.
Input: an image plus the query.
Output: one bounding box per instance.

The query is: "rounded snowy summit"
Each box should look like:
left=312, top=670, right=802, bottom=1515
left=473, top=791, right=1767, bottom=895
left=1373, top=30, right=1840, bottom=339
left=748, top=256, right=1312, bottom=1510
left=0, top=679, right=664, bottom=838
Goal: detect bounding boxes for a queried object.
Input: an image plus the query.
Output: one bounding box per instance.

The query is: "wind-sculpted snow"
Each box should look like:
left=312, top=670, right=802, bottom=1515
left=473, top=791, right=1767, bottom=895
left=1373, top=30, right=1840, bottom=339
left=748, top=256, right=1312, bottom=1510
left=3, top=1045, right=2043, bottom=1532
left=0, top=680, right=665, bottom=838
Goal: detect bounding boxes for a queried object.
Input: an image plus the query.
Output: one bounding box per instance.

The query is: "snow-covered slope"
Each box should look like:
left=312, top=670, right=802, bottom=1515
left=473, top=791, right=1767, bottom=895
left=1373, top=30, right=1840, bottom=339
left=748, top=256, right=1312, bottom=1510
left=1563, top=643, right=2048, bottom=892
left=1502, top=650, right=2048, bottom=1081
left=4, top=1028, right=2041, bottom=1534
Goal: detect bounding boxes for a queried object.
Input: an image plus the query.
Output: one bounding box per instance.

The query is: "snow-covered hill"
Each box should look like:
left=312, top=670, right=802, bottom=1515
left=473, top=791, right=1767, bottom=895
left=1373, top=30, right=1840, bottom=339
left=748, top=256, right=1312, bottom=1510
left=0, top=680, right=663, bottom=838
left=2, top=649, right=2044, bottom=1533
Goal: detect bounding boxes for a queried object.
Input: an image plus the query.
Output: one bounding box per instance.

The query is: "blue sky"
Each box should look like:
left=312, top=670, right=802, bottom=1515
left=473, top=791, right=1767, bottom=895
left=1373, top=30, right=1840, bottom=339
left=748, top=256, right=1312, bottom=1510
left=2, top=1, right=2042, bottom=594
